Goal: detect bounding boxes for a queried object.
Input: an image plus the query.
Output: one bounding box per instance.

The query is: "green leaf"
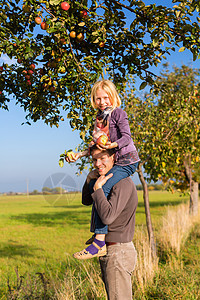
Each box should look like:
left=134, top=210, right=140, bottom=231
left=78, top=22, right=85, bottom=27
left=139, top=81, right=147, bottom=90
left=59, top=158, right=64, bottom=168
left=50, top=0, right=60, bottom=5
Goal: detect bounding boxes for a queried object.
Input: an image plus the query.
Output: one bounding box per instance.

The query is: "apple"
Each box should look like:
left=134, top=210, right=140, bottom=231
left=35, top=16, right=42, bottom=25
left=70, top=31, right=76, bottom=38
left=22, top=70, right=27, bottom=75
left=26, top=80, right=31, bottom=86
left=66, top=151, right=74, bottom=160
left=76, top=32, right=84, bottom=42
left=96, top=135, right=108, bottom=146
left=25, top=75, right=30, bottom=80
left=61, top=2, right=70, bottom=11
left=17, top=59, right=22, bottom=63
left=29, top=63, right=35, bottom=70
left=0, top=66, right=3, bottom=72
left=80, top=10, right=87, bottom=18
left=41, top=22, right=48, bottom=30
left=28, top=69, right=34, bottom=75
left=0, top=91, right=2, bottom=95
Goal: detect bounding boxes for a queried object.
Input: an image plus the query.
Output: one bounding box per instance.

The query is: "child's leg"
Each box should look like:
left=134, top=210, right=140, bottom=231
left=101, top=162, right=139, bottom=198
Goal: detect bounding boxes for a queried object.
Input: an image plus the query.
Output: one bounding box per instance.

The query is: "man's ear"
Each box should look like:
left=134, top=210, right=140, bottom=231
left=112, top=154, right=116, bottom=162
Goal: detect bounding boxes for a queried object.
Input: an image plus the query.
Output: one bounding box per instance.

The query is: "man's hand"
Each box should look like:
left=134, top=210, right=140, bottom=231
left=93, top=173, right=113, bottom=191
left=86, top=169, right=99, bottom=184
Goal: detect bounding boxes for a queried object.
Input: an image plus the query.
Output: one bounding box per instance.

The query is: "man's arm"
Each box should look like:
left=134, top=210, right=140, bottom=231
left=92, top=178, right=136, bottom=225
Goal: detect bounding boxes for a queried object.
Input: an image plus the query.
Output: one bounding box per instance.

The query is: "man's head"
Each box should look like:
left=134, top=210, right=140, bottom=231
left=90, top=145, right=115, bottom=176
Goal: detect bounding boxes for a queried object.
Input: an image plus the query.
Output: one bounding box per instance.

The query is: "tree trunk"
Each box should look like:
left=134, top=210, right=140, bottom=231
left=184, top=155, right=199, bottom=216
left=137, top=163, right=157, bottom=260
left=189, top=180, right=199, bottom=215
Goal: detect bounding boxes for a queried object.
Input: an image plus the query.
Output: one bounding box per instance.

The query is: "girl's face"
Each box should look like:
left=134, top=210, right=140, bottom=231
left=94, top=88, right=112, bottom=111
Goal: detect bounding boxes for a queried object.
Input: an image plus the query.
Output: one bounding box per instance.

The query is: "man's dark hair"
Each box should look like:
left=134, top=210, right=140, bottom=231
left=90, top=144, right=115, bottom=157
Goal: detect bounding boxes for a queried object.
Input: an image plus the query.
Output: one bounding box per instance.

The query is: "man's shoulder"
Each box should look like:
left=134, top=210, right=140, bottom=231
left=114, top=177, right=136, bottom=190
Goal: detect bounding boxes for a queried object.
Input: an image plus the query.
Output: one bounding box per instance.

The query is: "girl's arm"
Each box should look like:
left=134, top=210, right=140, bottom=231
left=65, top=149, right=89, bottom=163
left=111, top=108, right=132, bottom=150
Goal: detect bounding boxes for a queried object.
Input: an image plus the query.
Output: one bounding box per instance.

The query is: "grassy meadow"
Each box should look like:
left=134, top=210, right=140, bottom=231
left=0, top=191, right=199, bottom=299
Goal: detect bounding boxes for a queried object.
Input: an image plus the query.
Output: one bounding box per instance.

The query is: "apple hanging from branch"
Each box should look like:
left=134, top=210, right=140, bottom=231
left=61, top=2, right=70, bottom=11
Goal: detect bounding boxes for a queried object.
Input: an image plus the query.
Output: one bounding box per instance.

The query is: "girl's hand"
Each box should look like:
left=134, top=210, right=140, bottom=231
left=93, top=173, right=113, bottom=191
left=97, top=141, right=118, bottom=150
left=88, top=140, right=95, bottom=148
left=65, top=152, right=80, bottom=163
left=86, top=169, right=99, bottom=184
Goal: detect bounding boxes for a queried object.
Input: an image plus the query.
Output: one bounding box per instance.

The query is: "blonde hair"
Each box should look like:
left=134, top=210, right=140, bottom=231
left=90, top=80, right=121, bottom=109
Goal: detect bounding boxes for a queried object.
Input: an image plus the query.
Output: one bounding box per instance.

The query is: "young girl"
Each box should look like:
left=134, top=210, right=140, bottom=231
left=66, top=80, right=140, bottom=259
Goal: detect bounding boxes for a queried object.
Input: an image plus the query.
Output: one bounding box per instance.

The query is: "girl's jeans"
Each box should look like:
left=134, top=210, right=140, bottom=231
left=89, top=162, right=139, bottom=234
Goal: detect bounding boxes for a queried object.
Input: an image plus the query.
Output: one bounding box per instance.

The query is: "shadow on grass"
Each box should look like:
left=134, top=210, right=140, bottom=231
left=0, top=240, right=41, bottom=257
left=11, top=210, right=91, bottom=227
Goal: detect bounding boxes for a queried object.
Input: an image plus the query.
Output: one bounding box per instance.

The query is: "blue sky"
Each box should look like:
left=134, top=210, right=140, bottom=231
left=0, top=2, right=200, bottom=193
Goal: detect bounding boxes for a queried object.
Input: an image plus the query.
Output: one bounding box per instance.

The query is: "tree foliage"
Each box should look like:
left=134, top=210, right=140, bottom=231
left=0, top=0, right=200, bottom=135
left=126, top=64, right=200, bottom=213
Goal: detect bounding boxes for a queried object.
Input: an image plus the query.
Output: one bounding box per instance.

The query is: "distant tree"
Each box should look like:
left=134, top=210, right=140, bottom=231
left=31, top=189, right=39, bottom=194
left=126, top=65, right=200, bottom=215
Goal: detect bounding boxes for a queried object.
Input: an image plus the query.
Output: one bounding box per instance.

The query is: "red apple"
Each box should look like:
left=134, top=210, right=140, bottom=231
left=61, top=2, right=70, bottom=11
left=35, top=16, right=42, bottom=25
left=29, top=63, right=35, bottom=70
left=0, top=91, right=2, bottom=95
left=80, top=10, right=87, bottom=18
left=41, top=22, right=48, bottom=30
left=17, top=59, right=22, bottom=63
left=22, top=70, right=27, bottom=75
left=96, top=135, right=108, bottom=146
left=26, top=80, right=32, bottom=86
left=25, top=75, right=30, bottom=80
left=28, top=69, right=34, bottom=75
left=0, top=66, right=3, bottom=72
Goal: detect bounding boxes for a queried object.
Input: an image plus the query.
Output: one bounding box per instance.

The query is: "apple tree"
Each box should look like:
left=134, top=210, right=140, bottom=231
left=126, top=65, right=200, bottom=216
left=0, top=0, right=200, bottom=139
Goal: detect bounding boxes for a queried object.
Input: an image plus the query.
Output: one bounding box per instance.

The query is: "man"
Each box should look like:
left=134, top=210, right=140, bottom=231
left=75, top=146, right=138, bottom=300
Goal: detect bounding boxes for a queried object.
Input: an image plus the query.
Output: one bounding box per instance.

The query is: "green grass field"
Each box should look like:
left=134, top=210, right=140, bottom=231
left=0, top=191, right=190, bottom=298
